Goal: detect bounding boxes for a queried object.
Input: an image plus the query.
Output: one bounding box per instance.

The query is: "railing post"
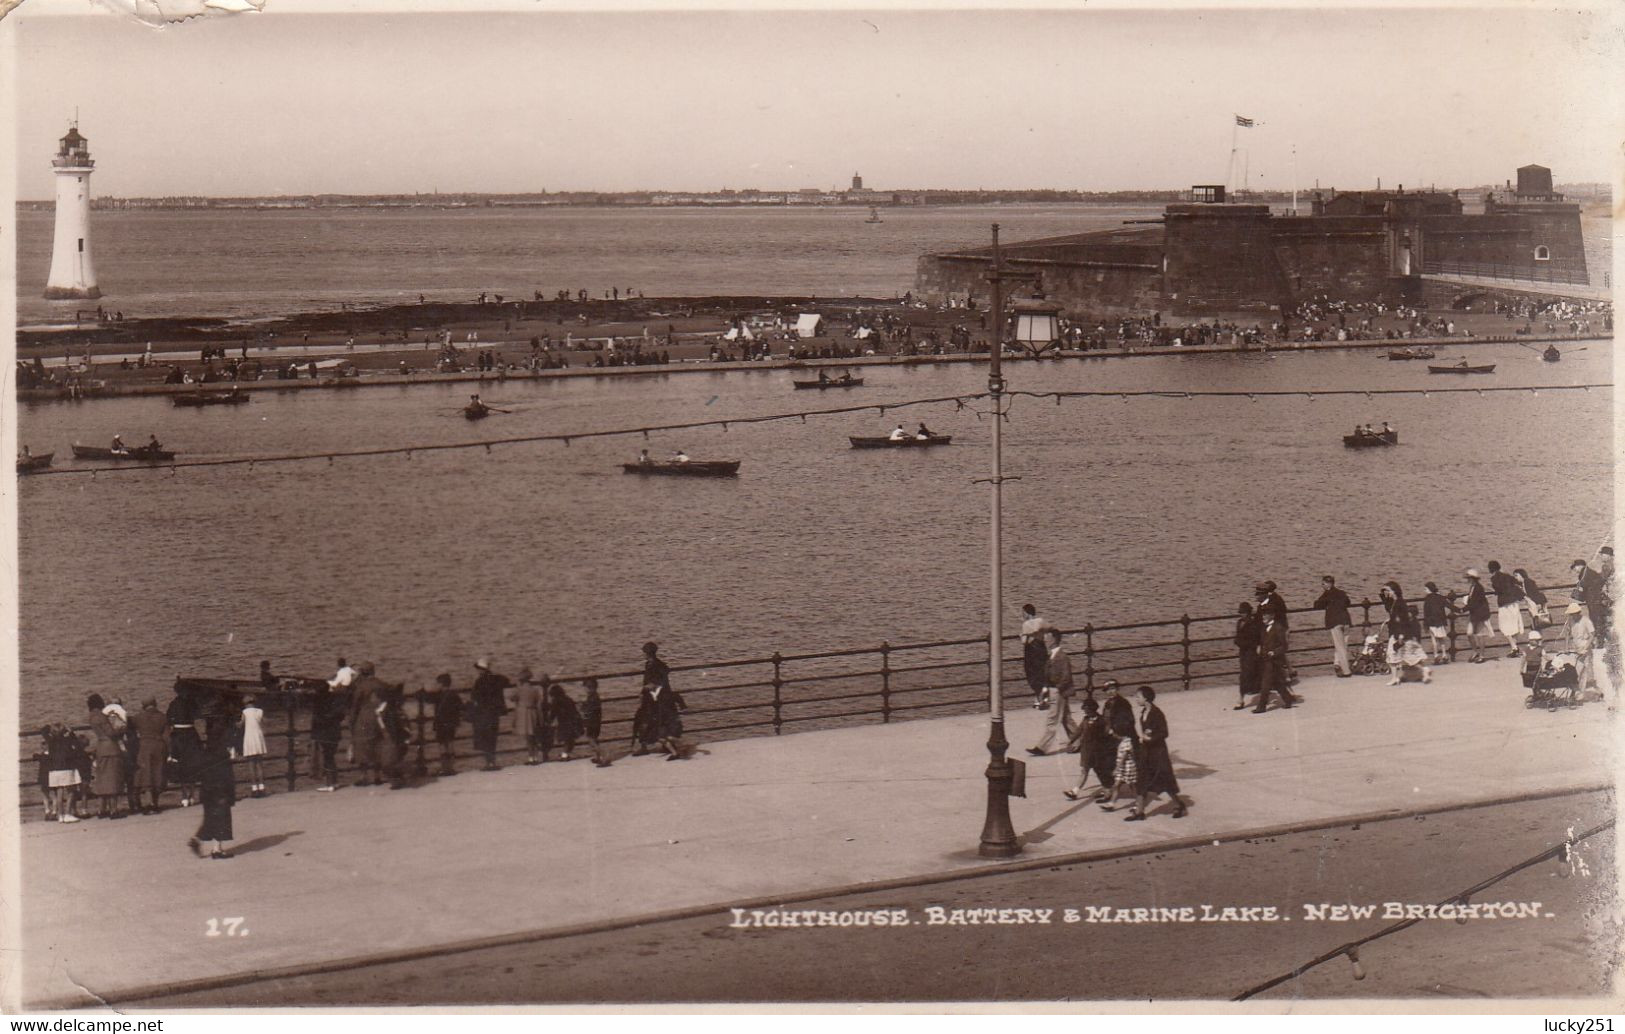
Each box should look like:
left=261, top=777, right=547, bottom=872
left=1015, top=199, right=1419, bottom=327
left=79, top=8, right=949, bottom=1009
left=284, top=686, right=299, bottom=793
left=879, top=642, right=892, bottom=724
left=1180, top=614, right=1192, bottom=691
left=413, top=688, right=429, bottom=777
left=1447, top=609, right=1459, bottom=663
left=771, top=652, right=784, bottom=735
left=1083, top=623, right=1095, bottom=692
left=1360, top=598, right=1373, bottom=645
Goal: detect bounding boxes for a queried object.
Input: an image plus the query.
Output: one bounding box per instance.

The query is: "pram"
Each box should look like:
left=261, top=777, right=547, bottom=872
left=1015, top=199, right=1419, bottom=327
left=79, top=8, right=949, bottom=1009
left=1523, top=653, right=1582, bottom=710
left=1351, top=633, right=1388, bottom=675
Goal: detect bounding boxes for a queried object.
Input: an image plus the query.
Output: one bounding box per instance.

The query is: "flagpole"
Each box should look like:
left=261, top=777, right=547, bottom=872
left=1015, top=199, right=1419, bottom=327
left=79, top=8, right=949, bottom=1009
left=1227, top=118, right=1239, bottom=199
left=1291, top=145, right=1298, bottom=216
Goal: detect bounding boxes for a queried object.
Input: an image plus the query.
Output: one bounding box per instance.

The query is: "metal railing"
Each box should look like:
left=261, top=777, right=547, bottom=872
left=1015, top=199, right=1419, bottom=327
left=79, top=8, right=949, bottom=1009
left=17, top=578, right=1590, bottom=817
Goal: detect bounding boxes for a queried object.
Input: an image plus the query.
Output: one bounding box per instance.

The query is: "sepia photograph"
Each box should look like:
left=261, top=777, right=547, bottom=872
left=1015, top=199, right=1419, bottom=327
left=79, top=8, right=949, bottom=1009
left=2, top=0, right=1620, bottom=1014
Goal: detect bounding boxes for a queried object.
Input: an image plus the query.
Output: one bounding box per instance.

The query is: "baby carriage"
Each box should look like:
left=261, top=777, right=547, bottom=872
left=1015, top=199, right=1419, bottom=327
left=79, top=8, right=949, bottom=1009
left=1351, top=632, right=1388, bottom=675
left=1523, top=652, right=1582, bottom=710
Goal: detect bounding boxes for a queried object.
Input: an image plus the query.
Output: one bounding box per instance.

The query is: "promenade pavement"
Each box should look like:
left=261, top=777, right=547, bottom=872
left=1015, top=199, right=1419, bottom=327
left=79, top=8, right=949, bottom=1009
left=16, top=654, right=1615, bottom=1008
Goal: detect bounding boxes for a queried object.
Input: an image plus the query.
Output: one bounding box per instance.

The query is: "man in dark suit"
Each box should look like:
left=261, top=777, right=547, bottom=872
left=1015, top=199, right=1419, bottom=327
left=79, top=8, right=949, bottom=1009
left=469, top=658, right=512, bottom=771
left=1254, top=611, right=1295, bottom=713
left=346, top=661, right=389, bottom=786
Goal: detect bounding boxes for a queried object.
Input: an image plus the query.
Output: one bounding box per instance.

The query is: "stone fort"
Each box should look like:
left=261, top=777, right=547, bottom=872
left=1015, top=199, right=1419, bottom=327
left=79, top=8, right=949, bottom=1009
left=915, top=165, right=1589, bottom=316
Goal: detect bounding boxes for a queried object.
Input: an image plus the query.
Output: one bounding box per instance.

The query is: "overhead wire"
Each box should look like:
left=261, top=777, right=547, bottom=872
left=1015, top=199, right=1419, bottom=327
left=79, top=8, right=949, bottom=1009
left=1231, top=817, right=1615, bottom=1000
left=24, top=381, right=1611, bottom=478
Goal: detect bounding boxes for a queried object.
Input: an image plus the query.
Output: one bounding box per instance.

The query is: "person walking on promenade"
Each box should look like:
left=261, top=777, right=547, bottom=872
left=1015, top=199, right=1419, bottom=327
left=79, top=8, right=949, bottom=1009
left=581, top=678, right=609, bottom=766
left=87, top=694, right=126, bottom=820
left=1098, top=682, right=1139, bottom=812
left=347, top=661, right=388, bottom=786
left=165, top=688, right=203, bottom=808
left=188, top=716, right=237, bottom=860
left=1254, top=609, right=1295, bottom=713
left=1234, top=602, right=1262, bottom=710
left=431, top=673, right=463, bottom=775
left=470, top=658, right=512, bottom=771
left=1027, top=629, right=1076, bottom=756
left=514, top=668, right=544, bottom=765
left=546, top=681, right=584, bottom=761
left=1125, top=686, right=1186, bottom=821
left=1379, top=581, right=1432, bottom=685
left=309, top=679, right=346, bottom=792
left=1421, top=582, right=1452, bottom=664
left=129, top=698, right=169, bottom=815
left=1020, top=604, right=1055, bottom=709
left=641, top=642, right=691, bottom=760
left=1255, top=580, right=1296, bottom=685
left=1514, top=569, right=1549, bottom=629
left=1572, top=556, right=1617, bottom=684
left=1487, top=560, right=1525, bottom=657
left=1063, top=686, right=1116, bottom=802
left=1565, top=603, right=1605, bottom=696
left=239, top=695, right=269, bottom=798
left=1457, top=569, right=1493, bottom=663
left=1314, top=576, right=1354, bottom=678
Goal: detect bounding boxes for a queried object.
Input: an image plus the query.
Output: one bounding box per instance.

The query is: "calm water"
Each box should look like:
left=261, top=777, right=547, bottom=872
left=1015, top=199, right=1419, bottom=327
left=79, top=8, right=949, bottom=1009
left=13, top=204, right=1167, bottom=324
left=17, top=344, right=1612, bottom=725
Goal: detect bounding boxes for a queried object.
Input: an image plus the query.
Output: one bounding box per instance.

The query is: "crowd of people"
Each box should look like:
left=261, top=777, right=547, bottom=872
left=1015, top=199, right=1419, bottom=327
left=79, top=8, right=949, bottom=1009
left=29, top=642, right=699, bottom=856
left=1013, top=548, right=1617, bottom=821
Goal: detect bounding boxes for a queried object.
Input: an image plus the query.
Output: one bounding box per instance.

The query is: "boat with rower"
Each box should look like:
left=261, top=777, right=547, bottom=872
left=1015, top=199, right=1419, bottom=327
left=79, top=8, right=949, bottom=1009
left=17, top=452, right=54, bottom=474
left=793, top=375, right=864, bottom=389
left=622, top=459, right=741, bottom=477
left=1386, top=347, right=1435, bottom=361
left=71, top=444, right=177, bottom=462
left=1543, top=345, right=1562, bottom=362
left=1343, top=428, right=1399, bottom=448
left=464, top=404, right=491, bottom=420
left=849, top=434, right=953, bottom=449
left=1427, top=361, right=1496, bottom=375
left=173, top=389, right=251, bottom=407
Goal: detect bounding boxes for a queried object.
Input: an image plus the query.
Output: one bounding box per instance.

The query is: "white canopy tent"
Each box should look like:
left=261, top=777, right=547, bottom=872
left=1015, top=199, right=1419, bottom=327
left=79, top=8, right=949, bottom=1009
left=795, top=313, right=823, bottom=338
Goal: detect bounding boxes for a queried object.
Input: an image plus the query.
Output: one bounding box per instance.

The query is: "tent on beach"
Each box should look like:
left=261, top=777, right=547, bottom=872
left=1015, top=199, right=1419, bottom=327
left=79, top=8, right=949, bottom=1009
left=795, top=313, right=823, bottom=338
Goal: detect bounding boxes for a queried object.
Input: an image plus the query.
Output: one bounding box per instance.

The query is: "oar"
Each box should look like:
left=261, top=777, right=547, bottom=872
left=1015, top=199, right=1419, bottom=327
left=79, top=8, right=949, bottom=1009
left=1514, top=342, right=1546, bottom=355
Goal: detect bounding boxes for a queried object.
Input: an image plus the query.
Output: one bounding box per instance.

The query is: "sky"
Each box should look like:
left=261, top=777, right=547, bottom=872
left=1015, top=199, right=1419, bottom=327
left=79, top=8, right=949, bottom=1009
left=8, top=3, right=1623, bottom=198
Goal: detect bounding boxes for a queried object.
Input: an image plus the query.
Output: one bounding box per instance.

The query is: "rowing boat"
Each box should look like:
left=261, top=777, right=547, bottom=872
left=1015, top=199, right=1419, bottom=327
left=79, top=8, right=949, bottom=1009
left=1385, top=347, right=1435, bottom=361
left=1342, top=430, right=1399, bottom=448
left=1427, top=363, right=1496, bottom=375
left=71, top=444, right=177, bottom=462
left=16, top=452, right=54, bottom=474
left=464, top=406, right=490, bottom=420
left=621, top=460, right=741, bottom=477
left=793, top=377, right=865, bottom=389
left=849, top=435, right=953, bottom=449
left=173, top=390, right=251, bottom=407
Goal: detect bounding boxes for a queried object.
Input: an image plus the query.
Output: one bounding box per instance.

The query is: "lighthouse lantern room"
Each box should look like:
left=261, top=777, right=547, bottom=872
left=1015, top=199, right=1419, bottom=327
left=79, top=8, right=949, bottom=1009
left=44, top=122, right=101, bottom=300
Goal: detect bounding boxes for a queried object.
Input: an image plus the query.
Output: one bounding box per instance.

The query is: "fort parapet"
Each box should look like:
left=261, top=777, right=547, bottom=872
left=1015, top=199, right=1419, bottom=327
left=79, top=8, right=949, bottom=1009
left=916, top=171, right=1592, bottom=316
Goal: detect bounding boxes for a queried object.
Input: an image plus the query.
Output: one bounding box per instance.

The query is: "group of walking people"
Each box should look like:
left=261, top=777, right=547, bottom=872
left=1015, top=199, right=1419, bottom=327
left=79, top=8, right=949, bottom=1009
left=1019, top=608, right=1187, bottom=821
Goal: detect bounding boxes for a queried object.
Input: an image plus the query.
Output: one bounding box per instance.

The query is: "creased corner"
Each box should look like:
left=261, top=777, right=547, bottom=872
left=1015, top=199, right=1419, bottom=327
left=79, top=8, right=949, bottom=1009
left=0, top=0, right=25, bottom=26
left=90, top=0, right=266, bottom=28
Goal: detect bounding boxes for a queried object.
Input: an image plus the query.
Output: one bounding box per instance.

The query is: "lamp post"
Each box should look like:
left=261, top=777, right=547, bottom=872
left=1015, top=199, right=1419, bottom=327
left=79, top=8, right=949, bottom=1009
left=978, top=225, right=1043, bottom=859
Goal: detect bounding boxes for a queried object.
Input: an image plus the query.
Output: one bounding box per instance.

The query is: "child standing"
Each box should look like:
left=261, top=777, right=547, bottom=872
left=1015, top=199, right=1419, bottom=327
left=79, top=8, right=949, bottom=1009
left=1421, top=582, right=1452, bottom=664
left=240, top=695, right=268, bottom=797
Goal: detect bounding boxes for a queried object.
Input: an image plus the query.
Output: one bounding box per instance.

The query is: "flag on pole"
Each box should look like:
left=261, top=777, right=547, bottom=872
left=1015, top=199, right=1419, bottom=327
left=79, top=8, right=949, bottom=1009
left=1235, top=115, right=1255, bottom=127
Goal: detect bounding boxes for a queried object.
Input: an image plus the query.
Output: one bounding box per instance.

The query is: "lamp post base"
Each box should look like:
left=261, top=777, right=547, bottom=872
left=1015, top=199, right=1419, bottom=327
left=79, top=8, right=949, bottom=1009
left=979, top=719, right=1021, bottom=858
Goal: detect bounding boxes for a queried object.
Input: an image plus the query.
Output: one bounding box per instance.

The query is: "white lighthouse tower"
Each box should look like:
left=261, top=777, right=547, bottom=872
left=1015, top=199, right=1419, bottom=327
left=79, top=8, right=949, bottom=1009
left=44, top=122, right=100, bottom=300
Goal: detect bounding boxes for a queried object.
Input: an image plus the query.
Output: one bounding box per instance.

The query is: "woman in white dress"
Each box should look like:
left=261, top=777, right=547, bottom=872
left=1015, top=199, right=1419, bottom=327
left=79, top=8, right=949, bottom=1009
left=240, top=695, right=269, bottom=798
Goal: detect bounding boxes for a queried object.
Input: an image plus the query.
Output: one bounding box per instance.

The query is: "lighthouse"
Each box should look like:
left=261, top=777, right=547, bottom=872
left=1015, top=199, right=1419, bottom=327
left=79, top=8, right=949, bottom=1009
left=44, top=122, right=100, bottom=300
